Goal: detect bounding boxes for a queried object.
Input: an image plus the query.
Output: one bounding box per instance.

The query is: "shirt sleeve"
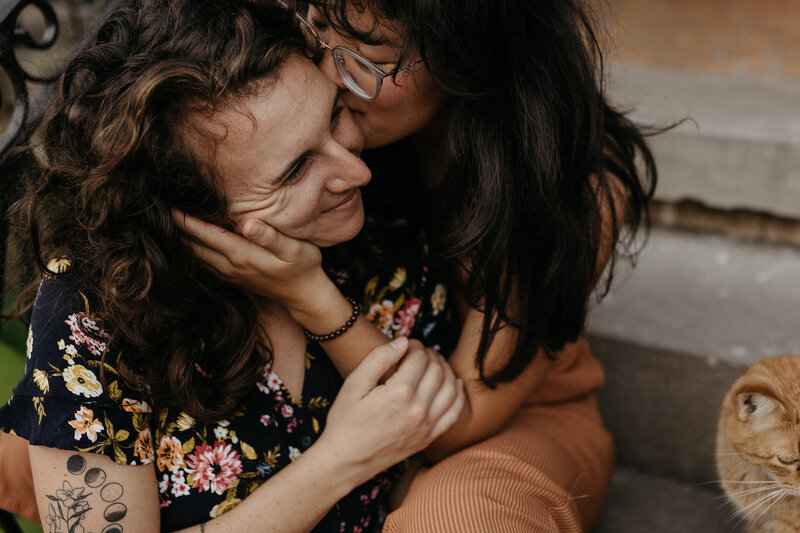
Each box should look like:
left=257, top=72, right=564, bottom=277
left=0, top=272, right=154, bottom=466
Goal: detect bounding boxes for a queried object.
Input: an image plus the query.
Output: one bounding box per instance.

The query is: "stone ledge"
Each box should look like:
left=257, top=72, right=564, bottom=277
left=592, top=467, right=745, bottom=533
left=606, top=65, right=800, bottom=219
left=589, top=334, right=743, bottom=485
left=587, top=226, right=800, bottom=365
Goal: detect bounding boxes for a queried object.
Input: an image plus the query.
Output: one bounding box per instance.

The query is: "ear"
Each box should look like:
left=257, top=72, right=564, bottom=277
left=737, top=392, right=779, bottom=424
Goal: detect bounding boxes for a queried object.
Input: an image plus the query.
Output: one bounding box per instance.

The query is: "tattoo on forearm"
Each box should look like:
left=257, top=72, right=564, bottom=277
left=45, top=454, right=127, bottom=532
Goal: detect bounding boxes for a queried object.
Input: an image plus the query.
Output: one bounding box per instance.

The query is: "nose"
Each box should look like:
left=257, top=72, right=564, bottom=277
left=327, top=108, right=371, bottom=191
left=317, top=50, right=349, bottom=92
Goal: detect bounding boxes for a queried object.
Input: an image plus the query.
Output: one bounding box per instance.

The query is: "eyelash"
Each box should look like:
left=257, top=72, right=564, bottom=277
left=282, top=106, right=346, bottom=186
left=284, top=158, right=310, bottom=186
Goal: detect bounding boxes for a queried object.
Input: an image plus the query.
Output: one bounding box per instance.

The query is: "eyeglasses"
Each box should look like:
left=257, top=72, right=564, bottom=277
left=292, top=10, right=422, bottom=101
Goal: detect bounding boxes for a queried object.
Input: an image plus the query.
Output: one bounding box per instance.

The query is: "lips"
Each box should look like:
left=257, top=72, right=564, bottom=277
left=323, top=187, right=361, bottom=214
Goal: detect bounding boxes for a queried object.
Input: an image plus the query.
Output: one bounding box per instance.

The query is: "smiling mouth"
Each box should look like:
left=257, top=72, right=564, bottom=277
left=323, top=188, right=361, bottom=214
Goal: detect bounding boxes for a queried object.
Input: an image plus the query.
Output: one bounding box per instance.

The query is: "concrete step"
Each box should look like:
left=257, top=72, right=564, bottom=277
left=585, top=226, right=800, bottom=527
left=588, top=226, right=800, bottom=366
left=592, top=467, right=745, bottom=533
left=586, top=226, right=800, bottom=480
left=607, top=66, right=800, bottom=219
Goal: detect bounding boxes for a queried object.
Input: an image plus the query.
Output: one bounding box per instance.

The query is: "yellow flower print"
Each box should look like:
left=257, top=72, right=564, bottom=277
left=288, top=446, right=301, bottom=461
left=121, top=398, right=152, bottom=413
left=431, top=284, right=447, bottom=316
left=32, top=369, right=49, bottom=394
left=156, top=435, right=185, bottom=473
left=366, top=300, right=395, bottom=336
left=62, top=364, right=103, bottom=398
left=134, top=428, right=155, bottom=462
left=26, top=327, right=33, bottom=360
left=175, top=412, right=195, bottom=431
left=388, top=268, right=407, bottom=290
left=68, top=406, right=104, bottom=442
left=210, top=496, right=242, bottom=518
left=46, top=258, right=72, bottom=274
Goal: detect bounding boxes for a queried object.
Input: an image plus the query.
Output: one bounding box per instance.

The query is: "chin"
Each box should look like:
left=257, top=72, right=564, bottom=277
left=310, top=208, right=365, bottom=248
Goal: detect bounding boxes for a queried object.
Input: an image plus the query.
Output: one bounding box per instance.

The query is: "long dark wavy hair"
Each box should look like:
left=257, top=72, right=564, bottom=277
left=319, top=0, right=658, bottom=385
left=6, top=0, right=304, bottom=422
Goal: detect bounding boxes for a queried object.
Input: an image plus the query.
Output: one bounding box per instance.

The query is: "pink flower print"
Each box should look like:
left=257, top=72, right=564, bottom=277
left=268, top=374, right=281, bottom=392
left=260, top=414, right=275, bottom=427
left=259, top=365, right=282, bottom=393
left=281, top=404, right=294, bottom=418
left=394, top=298, right=421, bottom=337
left=64, top=312, right=108, bottom=356
left=170, top=471, right=191, bottom=497
left=370, top=485, right=380, bottom=499
left=366, top=300, right=395, bottom=337
left=185, top=442, right=243, bottom=495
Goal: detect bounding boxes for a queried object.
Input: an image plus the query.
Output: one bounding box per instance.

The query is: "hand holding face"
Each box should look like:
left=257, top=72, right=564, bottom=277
left=174, top=211, right=329, bottom=310
left=320, top=338, right=465, bottom=480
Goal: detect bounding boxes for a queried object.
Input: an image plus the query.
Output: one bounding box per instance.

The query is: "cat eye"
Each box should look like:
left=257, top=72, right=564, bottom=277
left=776, top=456, right=796, bottom=465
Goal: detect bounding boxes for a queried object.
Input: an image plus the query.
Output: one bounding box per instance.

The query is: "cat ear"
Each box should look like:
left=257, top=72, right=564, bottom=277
left=736, top=392, right=779, bottom=423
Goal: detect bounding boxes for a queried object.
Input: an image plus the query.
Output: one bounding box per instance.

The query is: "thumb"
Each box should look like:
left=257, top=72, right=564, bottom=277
left=342, top=337, right=409, bottom=398
left=242, top=218, right=280, bottom=250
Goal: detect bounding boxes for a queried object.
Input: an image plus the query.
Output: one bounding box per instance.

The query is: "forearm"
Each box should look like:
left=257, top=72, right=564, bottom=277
left=179, top=442, right=369, bottom=533
left=419, top=312, right=554, bottom=463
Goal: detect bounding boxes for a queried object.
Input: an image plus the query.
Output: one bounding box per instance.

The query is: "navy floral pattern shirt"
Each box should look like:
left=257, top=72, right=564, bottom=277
left=0, top=214, right=460, bottom=532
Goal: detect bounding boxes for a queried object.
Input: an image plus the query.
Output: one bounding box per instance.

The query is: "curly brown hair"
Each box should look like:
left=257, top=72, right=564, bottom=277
left=7, top=0, right=305, bottom=422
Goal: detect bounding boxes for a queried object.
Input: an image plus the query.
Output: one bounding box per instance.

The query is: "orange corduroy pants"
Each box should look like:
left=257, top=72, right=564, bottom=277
left=383, top=337, right=613, bottom=533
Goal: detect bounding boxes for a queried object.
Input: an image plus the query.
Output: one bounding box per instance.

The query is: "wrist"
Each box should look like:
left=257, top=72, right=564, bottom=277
left=288, top=276, right=354, bottom=333
left=307, top=434, right=376, bottom=492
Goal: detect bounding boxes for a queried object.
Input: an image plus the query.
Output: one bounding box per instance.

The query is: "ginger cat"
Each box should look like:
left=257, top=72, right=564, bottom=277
left=717, top=356, right=800, bottom=532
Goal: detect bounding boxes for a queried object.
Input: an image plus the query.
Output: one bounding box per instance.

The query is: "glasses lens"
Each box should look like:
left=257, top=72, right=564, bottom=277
left=333, top=49, right=381, bottom=100
left=294, top=14, right=321, bottom=62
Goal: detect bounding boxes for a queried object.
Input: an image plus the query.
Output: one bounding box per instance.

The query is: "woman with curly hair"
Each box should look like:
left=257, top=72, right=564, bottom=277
left=179, top=0, right=659, bottom=531
left=0, top=0, right=465, bottom=531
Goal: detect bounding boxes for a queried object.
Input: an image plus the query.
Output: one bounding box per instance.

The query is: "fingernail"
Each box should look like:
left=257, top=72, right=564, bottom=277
left=243, top=221, right=263, bottom=239
left=390, top=337, right=407, bottom=350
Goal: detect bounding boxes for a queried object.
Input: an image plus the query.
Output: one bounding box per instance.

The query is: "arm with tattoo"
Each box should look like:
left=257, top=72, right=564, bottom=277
left=30, top=447, right=158, bottom=533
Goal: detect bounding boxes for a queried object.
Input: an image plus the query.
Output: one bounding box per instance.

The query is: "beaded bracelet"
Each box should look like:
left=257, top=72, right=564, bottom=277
left=303, top=297, right=360, bottom=342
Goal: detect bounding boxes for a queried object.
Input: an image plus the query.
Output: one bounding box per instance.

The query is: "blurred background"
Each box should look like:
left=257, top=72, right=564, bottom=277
left=1, top=0, right=799, bottom=532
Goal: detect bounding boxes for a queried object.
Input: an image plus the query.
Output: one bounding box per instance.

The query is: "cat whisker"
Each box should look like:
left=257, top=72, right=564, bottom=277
left=710, top=479, right=777, bottom=485
left=738, top=489, right=784, bottom=523
left=750, top=490, right=789, bottom=527
left=714, top=484, right=781, bottom=510
left=726, top=485, right=782, bottom=499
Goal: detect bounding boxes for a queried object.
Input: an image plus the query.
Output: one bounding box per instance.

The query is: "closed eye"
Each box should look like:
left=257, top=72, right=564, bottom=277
left=776, top=456, right=796, bottom=465
left=282, top=157, right=310, bottom=186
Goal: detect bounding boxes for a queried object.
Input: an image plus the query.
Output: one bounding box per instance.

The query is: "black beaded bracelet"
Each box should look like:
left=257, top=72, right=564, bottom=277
left=303, top=297, right=360, bottom=342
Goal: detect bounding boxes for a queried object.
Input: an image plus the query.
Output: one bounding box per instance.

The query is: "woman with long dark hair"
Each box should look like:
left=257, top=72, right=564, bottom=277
left=0, top=1, right=465, bottom=531
left=181, top=0, right=658, bottom=530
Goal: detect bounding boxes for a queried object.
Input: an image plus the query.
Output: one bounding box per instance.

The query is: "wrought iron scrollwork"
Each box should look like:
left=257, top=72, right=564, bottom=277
left=0, top=0, right=62, bottom=156
left=1, top=0, right=124, bottom=338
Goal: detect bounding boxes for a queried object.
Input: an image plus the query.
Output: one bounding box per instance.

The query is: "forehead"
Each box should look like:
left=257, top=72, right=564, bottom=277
left=196, top=55, right=336, bottom=188
left=320, top=2, right=406, bottom=46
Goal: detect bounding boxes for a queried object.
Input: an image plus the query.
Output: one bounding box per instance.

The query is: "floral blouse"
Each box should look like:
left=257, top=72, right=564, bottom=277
left=0, top=214, right=460, bottom=533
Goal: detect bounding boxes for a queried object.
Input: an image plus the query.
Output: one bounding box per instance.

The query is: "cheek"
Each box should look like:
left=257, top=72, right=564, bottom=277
left=232, top=187, right=321, bottom=238
left=348, top=76, right=445, bottom=148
